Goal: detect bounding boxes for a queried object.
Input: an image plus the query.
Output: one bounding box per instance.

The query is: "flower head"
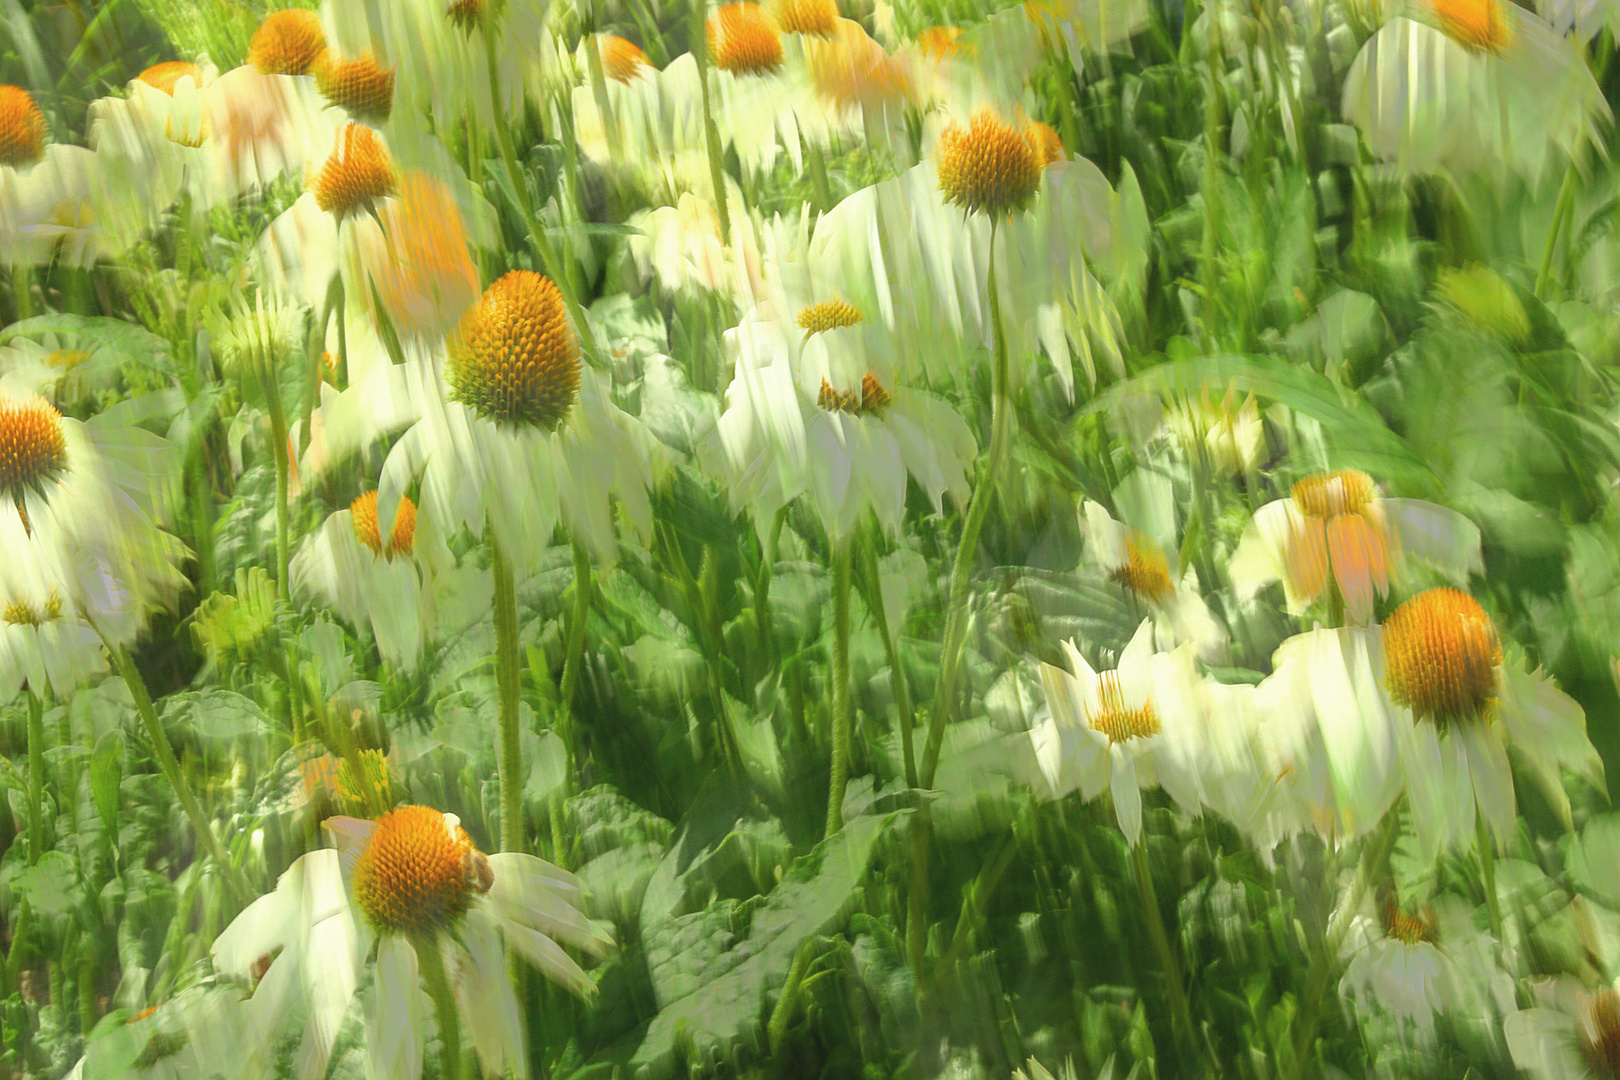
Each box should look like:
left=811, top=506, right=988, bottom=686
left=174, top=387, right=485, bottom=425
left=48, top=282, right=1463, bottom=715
left=1428, top=0, right=1511, bottom=51
left=804, top=19, right=913, bottom=111
left=1383, top=587, right=1501, bottom=728
left=350, top=489, right=416, bottom=559
left=1582, top=991, right=1620, bottom=1077
left=447, top=270, right=581, bottom=431
left=815, top=371, right=891, bottom=415
left=355, top=171, right=481, bottom=341
left=0, top=394, right=68, bottom=503
left=595, top=35, right=650, bottom=83
left=315, top=54, right=395, bottom=123
left=797, top=297, right=863, bottom=335
left=247, top=9, right=327, bottom=75
left=138, top=62, right=204, bottom=95
left=352, top=804, right=488, bottom=936
left=312, top=123, right=396, bottom=219
left=216, top=294, right=301, bottom=382
left=709, top=3, right=785, bottom=76
left=936, top=108, right=1043, bottom=217
left=770, top=0, right=839, bottom=36
left=0, top=85, right=46, bottom=168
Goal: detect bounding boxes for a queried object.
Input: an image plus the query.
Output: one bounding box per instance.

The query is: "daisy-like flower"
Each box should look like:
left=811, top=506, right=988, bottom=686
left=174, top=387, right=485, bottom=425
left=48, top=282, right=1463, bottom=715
left=62, top=985, right=264, bottom=1080
left=592, top=34, right=651, bottom=83
left=1508, top=980, right=1620, bottom=1080
left=709, top=3, right=785, bottom=76
left=314, top=52, right=396, bottom=124
left=936, top=107, right=1044, bottom=218
left=1230, top=469, right=1482, bottom=625
left=1032, top=621, right=1206, bottom=846
left=1081, top=498, right=1225, bottom=660
left=0, top=583, right=106, bottom=703
left=1160, top=384, right=1265, bottom=478
left=315, top=271, right=670, bottom=568
left=247, top=9, right=328, bottom=76
left=709, top=293, right=976, bottom=539
left=1278, top=589, right=1602, bottom=859
left=212, top=805, right=611, bottom=1080
left=291, top=490, right=488, bottom=669
left=1341, top=0, right=1608, bottom=183
left=0, top=383, right=186, bottom=649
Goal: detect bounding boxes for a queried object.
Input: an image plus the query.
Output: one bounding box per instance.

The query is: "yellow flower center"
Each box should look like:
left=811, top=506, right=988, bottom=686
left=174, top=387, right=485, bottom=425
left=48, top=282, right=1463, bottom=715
left=352, top=805, right=488, bottom=936
left=247, top=9, right=327, bottom=76
left=1088, top=671, right=1159, bottom=744
left=350, top=490, right=417, bottom=559
left=817, top=372, right=891, bottom=416
left=447, top=270, right=581, bottom=430
left=0, top=394, right=67, bottom=502
left=596, top=35, right=649, bottom=83
left=139, top=62, right=204, bottom=95
left=1380, top=894, right=1439, bottom=945
left=1584, top=991, right=1620, bottom=1079
left=315, top=54, right=395, bottom=123
left=936, top=109, right=1042, bottom=218
left=1428, top=0, right=1510, bottom=52
left=709, top=3, right=785, bottom=76
left=0, top=85, right=47, bottom=168
left=1108, top=536, right=1174, bottom=604
left=1383, top=588, right=1501, bottom=729
left=1030, top=121, right=1064, bottom=167
left=2, top=592, right=62, bottom=627
left=313, top=124, right=397, bottom=220
left=796, top=298, right=863, bottom=335
left=1290, top=469, right=1377, bottom=520
left=771, top=0, right=839, bottom=36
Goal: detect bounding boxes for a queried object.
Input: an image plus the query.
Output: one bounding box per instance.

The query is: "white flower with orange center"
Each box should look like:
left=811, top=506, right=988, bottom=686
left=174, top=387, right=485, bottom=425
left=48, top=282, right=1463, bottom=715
left=709, top=295, right=975, bottom=539
left=1081, top=498, right=1225, bottom=661
left=312, top=270, right=669, bottom=569
left=212, top=805, right=610, bottom=1080
left=1032, top=621, right=1205, bottom=846
left=1508, top=980, right=1620, bottom=1080
left=0, top=383, right=185, bottom=650
left=0, top=584, right=105, bottom=703
left=1342, top=0, right=1606, bottom=184
left=1277, top=588, right=1601, bottom=859
left=1231, top=469, right=1482, bottom=625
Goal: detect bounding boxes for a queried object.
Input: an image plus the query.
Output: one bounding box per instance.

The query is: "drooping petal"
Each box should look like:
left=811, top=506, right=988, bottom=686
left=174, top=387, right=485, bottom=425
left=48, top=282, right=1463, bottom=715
left=1325, top=514, right=1389, bottom=625
left=1462, top=724, right=1516, bottom=850
left=1109, top=748, right=1142, bottom=847
left=453, top=912, right=528, bottom=1080
left=365, top=935, right=424, bottom=1080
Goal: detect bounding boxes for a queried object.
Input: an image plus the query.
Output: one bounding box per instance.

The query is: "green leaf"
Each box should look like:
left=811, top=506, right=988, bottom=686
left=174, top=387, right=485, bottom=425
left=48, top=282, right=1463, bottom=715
left=0, top=314, right=175, bottom=373
left=591, top=813, right=899, bottom=1077
left=91, top=730, right=123, bottom=840
left=16, top=851, right=79, bottom=918
left=159, top=689, right=272, bottom=740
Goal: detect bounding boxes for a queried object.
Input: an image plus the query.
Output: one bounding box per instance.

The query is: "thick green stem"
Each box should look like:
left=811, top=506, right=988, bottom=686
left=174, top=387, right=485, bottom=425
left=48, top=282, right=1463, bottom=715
left=1535, top=165, right=1578, bottom=299
left=825, top=538, right=853, bottom=838
left=108, top=642, right=250, bottom=906
left=754, top=508, right=787, bottom=672
left=1133, top=839, right=1197, bottom=1064
left=692, top=2, right=734, bottom=245
left=491, top=526, right=526, bottom=854
left=556, top=537, right=593, bottom=790
left=415, top=937, right=466, bottom=1080
left=1478, top=813, right=1502, bottom=944
left=920, top=222, right=1012, bottom=790
left=767, top=940, right=817, bottom=1054
left=259, top=366, right=291, bottom=603
left=26, top=692, right=44, bottom=867
left=857, top=526, right=917, bottom=790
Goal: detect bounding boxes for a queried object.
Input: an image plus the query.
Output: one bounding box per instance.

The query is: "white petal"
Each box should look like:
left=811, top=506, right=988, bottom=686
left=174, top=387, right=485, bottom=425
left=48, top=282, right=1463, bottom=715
left=365, top=936, right=424, bottom=1080
left=1110, top=749, right=1142, bottom=847
left=453, top=912, right=527, bottom=1080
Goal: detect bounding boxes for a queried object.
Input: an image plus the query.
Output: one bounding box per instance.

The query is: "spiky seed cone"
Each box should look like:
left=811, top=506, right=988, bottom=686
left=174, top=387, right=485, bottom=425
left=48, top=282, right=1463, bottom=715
left=0, top=394, right=67, bottom=501
left=1383, top=588, right=1501, bottom=729
left=0, top=86, right=46, bottom=168
left=1089, top=672, right=1159, bottom=743
left=1108, top=537, right=1173, bottom=604
left=817, top=372, right=892, bottom=416
left=313, top=124, right=397, bottom=219
left=708, top=3, right=784, bottom=76
left=797, top=298, right=862, bottom=335
left=350, top=490, right=417, bottom=559
left=316, top=54, right=395, bottom=123
left=353, top=805, right=483, bottom=936
left=447, top=271, right=581, bottom=430
left=771, top=0, right=839, bottom=36
left=1428, top=0, right=1510, bottom=52
left=1291, top=469, right=1377, bottom=519
left=936, top=109, right=1042, bottom=218
left=596, top=35, right=649, bottom=83
left=247, top=10, right=327, bottom=76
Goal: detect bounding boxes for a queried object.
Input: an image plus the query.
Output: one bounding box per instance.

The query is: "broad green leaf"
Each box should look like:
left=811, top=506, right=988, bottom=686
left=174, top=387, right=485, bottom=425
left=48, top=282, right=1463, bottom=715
left=91, top=730, right=123, bottom=840
left=159, top=689, right=272, bottom=740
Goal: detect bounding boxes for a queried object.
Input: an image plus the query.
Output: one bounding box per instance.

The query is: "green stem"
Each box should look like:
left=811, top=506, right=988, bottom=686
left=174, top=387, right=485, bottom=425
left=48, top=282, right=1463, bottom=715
left=754, top=507, right=787, bottom=673
left=856, top=525, right=917, bottom=790
left=11, top=265, right=31, bottom=321
left=490, top=524, right=526, bottom=854
left=107, top=642, right=251, bottom=906
left=1478, top=813, right=1502, bottom=944
left=1132, top=839, right=1198, bottom=1064
left=825, top=537, right=853, bottom=838
left=1535, top=165, right=1577, bottom=300
left=414, top=936, right=466, bottom=1080
left=808, top=144, right=833, bottom=213
left=920, top=221, right=1011, bottom=790
left=767, top=939, right=817, bottom=1054
left=259, top=366, right=291, bottom=603
left=26, top=692, right=44, bottom=867
left=556, top=537, right=593, bottom=791
left=481, top=26, right=601, bottom=361
left=692, top=0, right=734, bottom=244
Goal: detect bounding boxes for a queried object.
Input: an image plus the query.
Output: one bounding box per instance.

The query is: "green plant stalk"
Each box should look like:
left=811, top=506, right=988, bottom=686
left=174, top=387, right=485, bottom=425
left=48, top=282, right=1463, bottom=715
left=808, top=144, right=834, bottom=213
left=943, top=829, right=1018, bottom=966
left=556, top=536, right=594, bottom=789
left=767, top=939, right=817, bottom=1054
left=108, top=642, right=251, bottom=906
left=1535, top=165, right=1578, bottom=300
left=491, top=524, right=526, bottom=854
left=482, top=27, right=601, bottom=362
left=258, top=365, right=291, bottom=603
left=415, top=936, right=466, bottom=1080
left=11, top=265, right=31, bottom=321
left=825, top=537, right=853, bottom=838
left=920, top=220, right=1011, bottom=790
left=1478, top=813, right=1503, bottom=944
left=857, top=526, right=917, bottom=789
left=1132, top=839, right=1197, bottom=1064
left=692, top=1, right=734, bottom=244
left=754, top=507, right=788, bottom=672
left=26, top=692, right=43, bottom=867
